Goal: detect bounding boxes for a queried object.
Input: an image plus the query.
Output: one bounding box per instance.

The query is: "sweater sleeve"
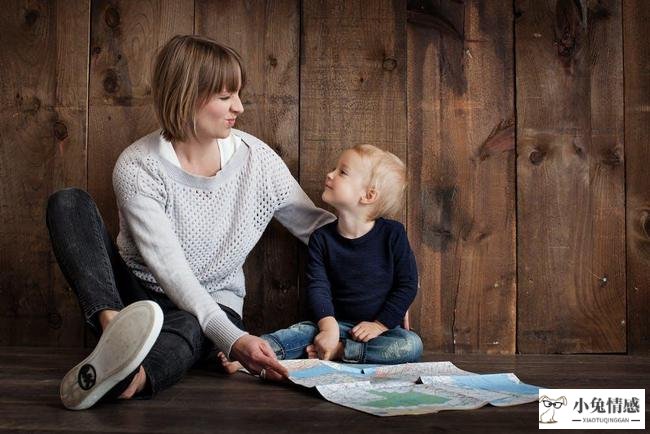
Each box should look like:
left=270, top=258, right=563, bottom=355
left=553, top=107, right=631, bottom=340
left=113, top=155, right=248, bottom=358
left=305, top=232, right=336, bottom=321
left=268, top=150, right=336, bottom=245
left=375, top=224, right=419, bottom=329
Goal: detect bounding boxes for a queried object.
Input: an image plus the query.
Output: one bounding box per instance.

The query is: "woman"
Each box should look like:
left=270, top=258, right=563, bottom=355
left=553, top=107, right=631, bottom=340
left=46, top=34, right=335, bottom=410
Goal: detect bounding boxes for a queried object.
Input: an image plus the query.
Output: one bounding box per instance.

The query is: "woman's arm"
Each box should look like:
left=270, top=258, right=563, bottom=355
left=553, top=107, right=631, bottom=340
left=119, top=192, right=288, bottom=378
left=118, top=193, right=248, bottom=356
left=266, top=150, right=336, bottom=244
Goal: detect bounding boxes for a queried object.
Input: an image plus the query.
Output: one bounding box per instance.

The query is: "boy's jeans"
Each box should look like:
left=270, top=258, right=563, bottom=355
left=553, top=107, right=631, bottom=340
left=261, top=320, right=423, bottom=364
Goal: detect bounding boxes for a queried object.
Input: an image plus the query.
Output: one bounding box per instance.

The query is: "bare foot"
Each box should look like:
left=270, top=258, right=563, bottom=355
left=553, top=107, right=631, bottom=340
left=217, top=351, right=242, bottom=374
left=118, top=365, right=146, bottom=399
left=306, top=344, right=318, bottom=359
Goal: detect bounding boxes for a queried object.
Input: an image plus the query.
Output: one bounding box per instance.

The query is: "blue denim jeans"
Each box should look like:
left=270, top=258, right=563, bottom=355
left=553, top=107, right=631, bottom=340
left=261, top=320, right=423, bottom=364
left=45, top=187, right=245, bottom=399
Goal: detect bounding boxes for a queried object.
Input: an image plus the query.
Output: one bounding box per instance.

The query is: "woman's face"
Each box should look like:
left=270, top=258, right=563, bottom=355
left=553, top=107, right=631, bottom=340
left=194, top=87, right=244, bottom=140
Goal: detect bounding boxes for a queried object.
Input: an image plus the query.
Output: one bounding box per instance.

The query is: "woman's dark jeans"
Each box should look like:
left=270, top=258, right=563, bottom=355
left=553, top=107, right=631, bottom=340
left=45, top=187, right=245, bottom=399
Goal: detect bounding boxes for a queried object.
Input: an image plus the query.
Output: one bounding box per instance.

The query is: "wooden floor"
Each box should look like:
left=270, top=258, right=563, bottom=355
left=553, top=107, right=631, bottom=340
left=1, top=347, right=648, bottom=433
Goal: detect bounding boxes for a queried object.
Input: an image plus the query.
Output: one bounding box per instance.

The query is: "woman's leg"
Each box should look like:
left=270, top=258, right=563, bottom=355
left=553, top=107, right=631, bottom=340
left=139, top=309, right=206, bottom=398
left=337, top=323, right=423, bottom=364
left=45, top=187, right=151, bottom=334
left=260, top=321, right=319, bottom=360
left=139, top=303, right=247, bottom=397
left=47, top=187, right=174, bottom=403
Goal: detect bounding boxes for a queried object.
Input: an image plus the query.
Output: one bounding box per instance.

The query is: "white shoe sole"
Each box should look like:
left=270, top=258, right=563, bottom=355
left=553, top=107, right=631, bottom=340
left=60, top=300, right=163, bottom=410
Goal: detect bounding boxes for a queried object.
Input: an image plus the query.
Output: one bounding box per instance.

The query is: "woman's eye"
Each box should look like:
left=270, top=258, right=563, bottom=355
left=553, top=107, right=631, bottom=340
left=219, top=95, right=230, bottom=100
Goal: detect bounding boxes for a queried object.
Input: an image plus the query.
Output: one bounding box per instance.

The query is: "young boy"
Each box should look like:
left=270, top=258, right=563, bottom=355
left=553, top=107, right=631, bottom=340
left=220, top=144, right=422, bottom=371
left=302, top=144, right=422, bottom=364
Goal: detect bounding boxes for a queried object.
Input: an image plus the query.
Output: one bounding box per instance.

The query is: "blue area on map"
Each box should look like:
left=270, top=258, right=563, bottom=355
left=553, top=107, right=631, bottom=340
left=452, top=373, right=539, bottom=395
left=290, top=363, right=381, bottom=379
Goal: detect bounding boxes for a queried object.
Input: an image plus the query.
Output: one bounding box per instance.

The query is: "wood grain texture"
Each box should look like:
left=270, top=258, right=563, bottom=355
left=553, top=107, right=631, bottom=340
left=624, top=0, right=650, bottom=355
left=407, top=1, right=516, bottom=354
left=0, top=0, right=89, bottom=346
left=88, top=0, right=193, bottom=238
left=516, top=0, right=626, bottom=353
left=0, top=0, right=647, bottom=355
left=195, top=0, right=302, bottom=335
left=300, top=0, right=409, bottom=326
left=1, top=346, right=649, bottom=432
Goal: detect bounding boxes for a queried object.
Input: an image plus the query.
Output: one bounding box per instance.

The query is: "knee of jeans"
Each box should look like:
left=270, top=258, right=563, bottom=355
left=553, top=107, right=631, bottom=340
left=406, top=331, right=424, bottom=361
left=47, top=187, right=93, bottom=217
left=163, top=311, right=204, bottom=355
left=396, top=329, right=423, bottom=362
left=290, top=321, right=318, bottom=333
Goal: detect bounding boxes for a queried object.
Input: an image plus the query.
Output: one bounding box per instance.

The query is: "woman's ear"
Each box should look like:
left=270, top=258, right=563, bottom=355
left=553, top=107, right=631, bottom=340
left=360, top=187, right=378, bottom=205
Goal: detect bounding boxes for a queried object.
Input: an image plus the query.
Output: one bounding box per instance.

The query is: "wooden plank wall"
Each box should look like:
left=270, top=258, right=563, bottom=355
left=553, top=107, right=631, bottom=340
left=0, top=0, right=647, bottom=354
left=516, top=0, right=626, bottom=353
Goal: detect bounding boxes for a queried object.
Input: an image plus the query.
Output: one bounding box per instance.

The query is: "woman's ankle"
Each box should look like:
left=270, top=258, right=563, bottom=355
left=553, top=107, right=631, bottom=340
left=119, top=365, right=147, bottom=399
left=98, top=309, right=119, bottom=331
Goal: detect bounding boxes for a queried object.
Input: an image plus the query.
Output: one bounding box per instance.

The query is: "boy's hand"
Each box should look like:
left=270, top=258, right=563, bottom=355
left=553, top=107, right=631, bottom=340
left=311, top=330, right=340, bottom=360
left=350, top=321, right=388, bottom=342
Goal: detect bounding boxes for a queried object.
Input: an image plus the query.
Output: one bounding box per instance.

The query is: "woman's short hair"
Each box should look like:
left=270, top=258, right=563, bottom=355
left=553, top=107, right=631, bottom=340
left=351, top=144, right=407, bottom=220
left=151, top=34, right=246, bottom=142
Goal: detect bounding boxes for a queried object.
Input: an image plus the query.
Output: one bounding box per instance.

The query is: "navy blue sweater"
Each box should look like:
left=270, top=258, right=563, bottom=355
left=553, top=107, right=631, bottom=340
left=306, top=218, right=418, bottom=329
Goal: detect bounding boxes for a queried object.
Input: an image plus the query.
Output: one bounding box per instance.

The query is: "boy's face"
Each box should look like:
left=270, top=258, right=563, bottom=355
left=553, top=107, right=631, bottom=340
left=322, top=150, right=371, bottom=213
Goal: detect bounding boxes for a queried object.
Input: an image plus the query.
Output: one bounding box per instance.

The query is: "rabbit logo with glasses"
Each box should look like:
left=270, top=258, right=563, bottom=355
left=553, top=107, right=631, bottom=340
left=539, top=395, right=568, bottom=423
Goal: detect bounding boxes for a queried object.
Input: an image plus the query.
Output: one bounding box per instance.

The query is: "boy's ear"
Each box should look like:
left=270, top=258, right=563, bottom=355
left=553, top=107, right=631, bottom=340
left=360, top=187, right=378, bottom=205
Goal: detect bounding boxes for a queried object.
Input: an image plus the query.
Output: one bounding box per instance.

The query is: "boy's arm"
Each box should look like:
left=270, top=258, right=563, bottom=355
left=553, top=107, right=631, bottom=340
left=306, top=234, right=341, bottom=358
left=305, top=233, right=336, bottom=322
left=375, top=225, right=419, bottom=329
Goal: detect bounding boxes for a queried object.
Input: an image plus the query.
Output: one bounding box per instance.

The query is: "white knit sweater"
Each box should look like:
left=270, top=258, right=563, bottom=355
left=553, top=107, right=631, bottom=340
left=112, top=128, right=336, bottom=356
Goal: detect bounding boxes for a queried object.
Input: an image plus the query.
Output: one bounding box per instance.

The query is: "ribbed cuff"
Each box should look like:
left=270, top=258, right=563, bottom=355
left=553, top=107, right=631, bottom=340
left=375, top=312, right=400, bottom=330
left=204, top=313, right=249, bottom=359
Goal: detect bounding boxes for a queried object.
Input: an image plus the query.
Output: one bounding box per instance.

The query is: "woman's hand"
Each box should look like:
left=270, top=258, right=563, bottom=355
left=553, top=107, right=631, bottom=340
left=229, top=334, right=288, bottom=381
left=350, top=321, right=388, bottom=342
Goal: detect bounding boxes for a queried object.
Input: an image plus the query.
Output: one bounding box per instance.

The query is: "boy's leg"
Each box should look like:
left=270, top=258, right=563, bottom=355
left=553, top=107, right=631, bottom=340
left=260, top=321, right=319, bottom=360
left=339, top=325, right=423, bottom=364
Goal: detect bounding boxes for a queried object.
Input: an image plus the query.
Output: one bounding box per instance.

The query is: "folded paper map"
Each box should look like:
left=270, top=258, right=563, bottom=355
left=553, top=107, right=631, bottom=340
left=271, top=359, right=541, bottom=417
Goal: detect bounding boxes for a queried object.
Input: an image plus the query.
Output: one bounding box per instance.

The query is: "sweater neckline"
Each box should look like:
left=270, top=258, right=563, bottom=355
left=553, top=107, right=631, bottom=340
left=332, top=218, right=385, bottom=245
left=153, top=129, right=251, bottom=190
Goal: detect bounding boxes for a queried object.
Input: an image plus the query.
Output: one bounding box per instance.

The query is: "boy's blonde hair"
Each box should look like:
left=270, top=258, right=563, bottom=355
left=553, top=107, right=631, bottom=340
left=351, top=145, right=407, bottom=220
left=151, top=34, right=246, bottom=143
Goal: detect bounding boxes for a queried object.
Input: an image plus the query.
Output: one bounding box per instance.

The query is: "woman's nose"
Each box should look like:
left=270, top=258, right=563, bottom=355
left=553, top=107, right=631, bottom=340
left=232, top=94, right=244, bottom=114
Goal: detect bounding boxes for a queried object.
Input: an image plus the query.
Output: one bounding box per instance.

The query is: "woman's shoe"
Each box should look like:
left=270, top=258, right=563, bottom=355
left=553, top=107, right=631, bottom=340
left=59, top=300, right=163, bottom=410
